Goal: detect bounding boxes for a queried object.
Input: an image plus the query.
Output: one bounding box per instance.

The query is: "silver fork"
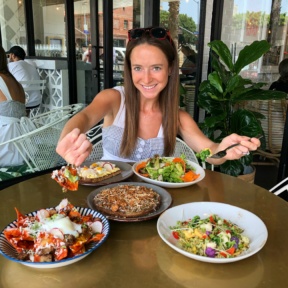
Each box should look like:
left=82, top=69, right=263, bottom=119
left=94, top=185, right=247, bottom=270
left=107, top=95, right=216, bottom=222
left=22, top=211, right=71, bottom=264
left=209, top=135, right=263, bottom=159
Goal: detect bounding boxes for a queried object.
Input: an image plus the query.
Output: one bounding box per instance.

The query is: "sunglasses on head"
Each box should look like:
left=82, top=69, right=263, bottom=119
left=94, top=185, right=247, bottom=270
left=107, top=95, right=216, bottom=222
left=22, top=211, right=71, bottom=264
left=128, top=27, right=172, bottom=43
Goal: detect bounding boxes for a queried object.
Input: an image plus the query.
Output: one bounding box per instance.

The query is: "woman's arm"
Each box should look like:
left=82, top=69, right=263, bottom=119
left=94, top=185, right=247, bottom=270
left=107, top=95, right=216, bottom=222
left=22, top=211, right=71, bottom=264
left=56, top=88, right=121, bottom=166
left=178, top=110, right=260, bottom=165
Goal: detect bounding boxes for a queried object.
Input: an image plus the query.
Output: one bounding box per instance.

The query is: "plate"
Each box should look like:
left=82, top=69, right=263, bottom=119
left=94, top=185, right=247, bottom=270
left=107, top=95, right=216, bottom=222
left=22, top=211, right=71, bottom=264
left=132, top=157, right=205, bottom=188
left=79, top=160, right=133, bottom=186
left=87, top=182, right=172, bottom=222
left=0, top=207, right=110, bottom=269
left=157, top=202, right=268, bottom=263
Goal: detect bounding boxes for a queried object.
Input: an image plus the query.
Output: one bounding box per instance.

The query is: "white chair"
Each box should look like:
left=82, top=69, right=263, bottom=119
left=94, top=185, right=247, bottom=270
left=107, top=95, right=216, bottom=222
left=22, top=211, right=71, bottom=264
left=0, top=104, right=84, bottom=172
left=19, top=79, right=47, bottom=117
left=86, top=124, right=103, bottom=161
left=172, top=137, right=199, bottom=164
left=85, top=125, right=199, bottom=164
left=269, top=177, right=288, bottom=196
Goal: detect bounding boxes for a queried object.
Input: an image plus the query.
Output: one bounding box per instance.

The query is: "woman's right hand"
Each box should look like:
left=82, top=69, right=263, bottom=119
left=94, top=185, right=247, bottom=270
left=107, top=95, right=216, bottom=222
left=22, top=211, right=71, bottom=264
left=56, top=128, right=92, bottom=166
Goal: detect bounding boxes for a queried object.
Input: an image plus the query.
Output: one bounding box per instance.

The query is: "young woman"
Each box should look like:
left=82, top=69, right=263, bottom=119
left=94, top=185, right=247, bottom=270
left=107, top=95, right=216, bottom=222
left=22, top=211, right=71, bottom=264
left=0, top=45, right=27, bottom=166
left=56, top=27, right=260, bottom=166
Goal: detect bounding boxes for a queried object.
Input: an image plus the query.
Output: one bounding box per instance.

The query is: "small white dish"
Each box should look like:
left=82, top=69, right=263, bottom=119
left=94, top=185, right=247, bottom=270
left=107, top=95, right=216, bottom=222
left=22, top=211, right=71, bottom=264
left=0, top=207, right=110, bottom=269
left=157, top=202, right=268, bottom=263
left=132, top=157, right=205, bottom=188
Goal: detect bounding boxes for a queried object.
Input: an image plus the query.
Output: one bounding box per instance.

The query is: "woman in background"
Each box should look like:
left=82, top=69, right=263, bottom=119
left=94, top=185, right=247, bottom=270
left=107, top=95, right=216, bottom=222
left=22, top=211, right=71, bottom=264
left=0, top=45, right=28, bottom=166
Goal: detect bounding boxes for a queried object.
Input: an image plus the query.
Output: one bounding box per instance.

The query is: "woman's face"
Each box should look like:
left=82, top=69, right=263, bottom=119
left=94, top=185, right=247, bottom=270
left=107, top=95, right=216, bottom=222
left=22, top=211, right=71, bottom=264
left=130, top=43, right=171, bottom=99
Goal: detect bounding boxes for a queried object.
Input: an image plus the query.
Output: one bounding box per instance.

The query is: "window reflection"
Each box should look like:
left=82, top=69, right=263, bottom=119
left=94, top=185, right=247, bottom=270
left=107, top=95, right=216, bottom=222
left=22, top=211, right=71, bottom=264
left=32, top=0, right=66, bottom=57
left=160, top=0, right=200, bottom=117
left=222, top=0, right=288, bottom=85
left=1, top=0, right=27, bottom=52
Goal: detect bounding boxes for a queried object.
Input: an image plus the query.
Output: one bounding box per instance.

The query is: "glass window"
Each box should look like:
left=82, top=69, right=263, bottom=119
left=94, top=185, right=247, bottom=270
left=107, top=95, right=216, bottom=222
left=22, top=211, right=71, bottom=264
left=160, top=0, right=201, bottom=117
left=112, top=0, right=139, bottom=86
left=0, top=0, right=27, bottom=53
left=32, top=0, right=66, bottom=57
left=221, top=0, right=288, bottom=86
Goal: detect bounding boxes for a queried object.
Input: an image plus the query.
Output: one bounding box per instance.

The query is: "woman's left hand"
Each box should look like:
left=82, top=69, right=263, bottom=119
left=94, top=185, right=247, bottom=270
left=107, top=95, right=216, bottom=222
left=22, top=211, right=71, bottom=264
left=217, top=134, right=261, bottom=160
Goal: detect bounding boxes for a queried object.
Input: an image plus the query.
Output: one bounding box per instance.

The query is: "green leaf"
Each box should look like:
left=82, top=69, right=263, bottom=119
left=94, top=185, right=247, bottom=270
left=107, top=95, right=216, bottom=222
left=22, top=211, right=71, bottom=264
left=234, top=40, right=270, bottom=74
left=220, top=160, right=243, bottom=177
left=230, top=109, right=262, bottom=137
left=208, top=72, right=223, bottom=93
left=234, top=89, right=287, bottom=101
left=208, top=40, right=234, bottom=71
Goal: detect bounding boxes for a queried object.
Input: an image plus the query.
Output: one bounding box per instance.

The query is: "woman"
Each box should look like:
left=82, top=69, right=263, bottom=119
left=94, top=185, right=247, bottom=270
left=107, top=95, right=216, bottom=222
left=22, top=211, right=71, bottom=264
left=0, top=45, right=28, bottom=166
left=56, top=27, right=260, bottom=166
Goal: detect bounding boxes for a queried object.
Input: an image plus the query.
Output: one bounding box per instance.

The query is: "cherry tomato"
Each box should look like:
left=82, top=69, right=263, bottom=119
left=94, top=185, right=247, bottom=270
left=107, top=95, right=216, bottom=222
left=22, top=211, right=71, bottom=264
left=172, top=231, right=180, bottom=239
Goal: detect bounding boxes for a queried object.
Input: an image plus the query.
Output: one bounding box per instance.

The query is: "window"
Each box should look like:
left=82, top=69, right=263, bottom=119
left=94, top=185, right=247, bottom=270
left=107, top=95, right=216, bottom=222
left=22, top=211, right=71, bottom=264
left=1, top=1, right=27, bottom=53
left=124, top=20, right=128, bottom=29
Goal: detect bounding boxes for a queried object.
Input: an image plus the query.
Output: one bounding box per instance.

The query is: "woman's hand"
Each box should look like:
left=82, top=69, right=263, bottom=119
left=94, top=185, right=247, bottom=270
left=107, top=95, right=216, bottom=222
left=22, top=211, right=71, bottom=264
left=56, top=128, right=92, bottom=166
left=217, top=133, right=261, bottom=160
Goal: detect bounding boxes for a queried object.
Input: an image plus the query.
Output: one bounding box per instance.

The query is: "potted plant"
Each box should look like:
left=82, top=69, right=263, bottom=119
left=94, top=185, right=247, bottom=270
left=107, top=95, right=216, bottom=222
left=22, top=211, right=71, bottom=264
left=197, top=40, right=286, bottom=177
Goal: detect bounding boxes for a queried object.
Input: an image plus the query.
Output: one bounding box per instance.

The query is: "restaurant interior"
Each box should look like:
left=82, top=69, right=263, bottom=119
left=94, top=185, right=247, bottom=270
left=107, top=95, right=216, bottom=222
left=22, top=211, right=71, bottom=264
left=0, top=1, right=288, bottom=287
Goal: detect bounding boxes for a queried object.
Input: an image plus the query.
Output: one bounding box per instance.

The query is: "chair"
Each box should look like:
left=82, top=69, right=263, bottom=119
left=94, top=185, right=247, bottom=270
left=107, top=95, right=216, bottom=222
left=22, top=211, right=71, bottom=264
left=86, top=124, right=103, bottom=161
left=19, top=79, right=47, bottom=117
left=0, top=104, right=84, bottom=172
left=269, top=177, right=288, bottom=196
left=85, top=125, right=199, bottom=164
left=173, top=137, right=199, bottom=164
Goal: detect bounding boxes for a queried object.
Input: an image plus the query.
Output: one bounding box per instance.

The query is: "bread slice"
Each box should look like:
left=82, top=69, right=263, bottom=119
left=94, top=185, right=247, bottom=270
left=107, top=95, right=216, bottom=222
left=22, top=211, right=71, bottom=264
left=93, top=184, right=161, bottom=218
left=78, top=162, right=121, bottom=184
left=79, top=169, right=121, bottom=183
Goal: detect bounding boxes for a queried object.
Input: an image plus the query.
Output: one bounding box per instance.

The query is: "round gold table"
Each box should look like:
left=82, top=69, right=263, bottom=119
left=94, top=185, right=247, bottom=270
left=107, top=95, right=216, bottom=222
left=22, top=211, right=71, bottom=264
left=0, top=170, right=287, bottom=288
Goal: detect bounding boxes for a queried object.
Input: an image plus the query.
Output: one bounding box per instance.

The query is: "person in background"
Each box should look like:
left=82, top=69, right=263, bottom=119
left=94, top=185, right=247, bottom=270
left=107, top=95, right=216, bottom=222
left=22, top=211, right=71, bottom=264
left=0, top=46, right=30, bottom=166
left=56, top=26, right=260, bottom=166
left=269, top=58, right=288, bottom=94
left=6, top=45, right=42, bottom=110
left=82, top=43, right=92, bottom=63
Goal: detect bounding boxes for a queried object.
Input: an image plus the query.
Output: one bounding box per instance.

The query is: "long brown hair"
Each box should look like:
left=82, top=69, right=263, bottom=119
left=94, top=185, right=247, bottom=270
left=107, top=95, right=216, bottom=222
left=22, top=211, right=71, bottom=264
left=0, top=46, right=18, bottom=82
left=0, top=46, right=11, bottom=74
left=120, top=28, right=179, bottom=157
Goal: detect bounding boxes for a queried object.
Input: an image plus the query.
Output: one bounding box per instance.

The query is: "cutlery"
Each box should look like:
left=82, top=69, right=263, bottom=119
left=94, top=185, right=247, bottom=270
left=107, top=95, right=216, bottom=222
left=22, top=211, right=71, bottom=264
left=209, top=135, right=263, bottom=159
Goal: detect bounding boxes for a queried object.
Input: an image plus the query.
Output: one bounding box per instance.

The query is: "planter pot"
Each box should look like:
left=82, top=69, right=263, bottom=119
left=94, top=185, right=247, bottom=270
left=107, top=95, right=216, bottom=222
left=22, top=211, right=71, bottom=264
left=237, top=165, right=256, bottom=184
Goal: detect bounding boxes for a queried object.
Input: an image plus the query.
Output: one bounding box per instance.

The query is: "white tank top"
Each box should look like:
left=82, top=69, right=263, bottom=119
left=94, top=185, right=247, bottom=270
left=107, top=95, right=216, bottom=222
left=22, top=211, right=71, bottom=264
left=102, top=86, right=164, bottom=162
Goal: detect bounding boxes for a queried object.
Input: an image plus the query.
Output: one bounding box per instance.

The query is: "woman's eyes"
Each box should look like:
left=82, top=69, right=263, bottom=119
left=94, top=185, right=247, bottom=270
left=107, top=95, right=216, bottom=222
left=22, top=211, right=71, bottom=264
left=133, top=66, right=141, bottom=71
left=133, top=66, right=162, bottom=71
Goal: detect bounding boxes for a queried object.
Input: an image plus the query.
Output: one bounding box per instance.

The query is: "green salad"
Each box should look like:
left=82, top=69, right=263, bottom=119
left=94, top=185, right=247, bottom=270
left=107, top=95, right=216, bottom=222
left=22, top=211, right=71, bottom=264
left=135, top=154, right=200, bottom=183
left=196, top=148, right=212, bottom=162
left=170, top=214, right=250, bottom=258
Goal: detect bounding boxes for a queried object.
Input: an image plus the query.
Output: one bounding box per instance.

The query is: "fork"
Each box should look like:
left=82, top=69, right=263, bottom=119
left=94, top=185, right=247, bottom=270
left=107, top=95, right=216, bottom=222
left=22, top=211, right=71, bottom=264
left=209, top=135, right=263, bottom=159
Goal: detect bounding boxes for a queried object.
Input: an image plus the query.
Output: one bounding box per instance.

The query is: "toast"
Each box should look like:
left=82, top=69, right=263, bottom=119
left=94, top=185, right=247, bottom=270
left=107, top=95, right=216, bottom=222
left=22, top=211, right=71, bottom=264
left=78, top=161, right=121, bottom=183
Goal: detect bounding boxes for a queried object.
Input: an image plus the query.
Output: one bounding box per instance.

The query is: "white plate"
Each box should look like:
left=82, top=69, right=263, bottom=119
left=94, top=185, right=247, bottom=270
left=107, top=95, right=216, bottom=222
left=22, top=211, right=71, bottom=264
left=157, top=202, right=268, bottom=263
left=79, top=160, right=133, bottom=186
left=132, top=157, right=205, bottom=188
left=0, top=207, right=110, bottom=268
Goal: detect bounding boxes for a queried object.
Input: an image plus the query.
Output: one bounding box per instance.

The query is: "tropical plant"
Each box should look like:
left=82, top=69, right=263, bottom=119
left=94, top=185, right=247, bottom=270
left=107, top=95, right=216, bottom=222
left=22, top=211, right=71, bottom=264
left=197, top=40, right=286, bottom=177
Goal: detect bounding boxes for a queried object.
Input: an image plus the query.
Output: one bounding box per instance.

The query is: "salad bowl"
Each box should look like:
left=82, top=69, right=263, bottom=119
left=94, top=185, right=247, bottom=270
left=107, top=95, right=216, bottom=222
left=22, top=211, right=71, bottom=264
left=157, top=202, right=268, bottom=263
left=132, top=157, right=205, bottom=188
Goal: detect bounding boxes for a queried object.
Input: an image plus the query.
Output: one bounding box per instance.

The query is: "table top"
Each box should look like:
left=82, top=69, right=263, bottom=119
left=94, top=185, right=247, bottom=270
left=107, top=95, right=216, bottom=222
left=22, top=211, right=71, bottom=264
left=0, top=169, right=287, bottom=288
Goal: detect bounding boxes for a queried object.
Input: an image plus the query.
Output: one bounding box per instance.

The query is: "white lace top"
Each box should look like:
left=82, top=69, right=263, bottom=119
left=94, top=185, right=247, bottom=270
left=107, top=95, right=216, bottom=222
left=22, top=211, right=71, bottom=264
left=102, top=86, right=164, bottom=162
